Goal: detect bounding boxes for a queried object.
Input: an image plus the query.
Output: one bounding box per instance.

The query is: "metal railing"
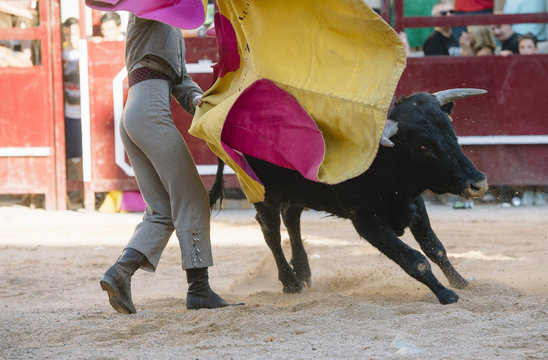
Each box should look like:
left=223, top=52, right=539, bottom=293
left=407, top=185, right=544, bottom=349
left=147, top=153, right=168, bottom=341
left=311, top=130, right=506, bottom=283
left=382, top=0, right=548, bottom=33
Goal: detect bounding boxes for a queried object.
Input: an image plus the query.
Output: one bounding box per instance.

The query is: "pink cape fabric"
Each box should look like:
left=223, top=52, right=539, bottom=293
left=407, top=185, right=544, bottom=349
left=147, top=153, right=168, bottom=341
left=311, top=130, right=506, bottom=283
left=212, top=13, right=325, bottom=183
left=85, top=0, right=206, bottom=29
left=221, top=79, right=325, bottom=183
left=120, top=191, right=146, bottom=212
left=211, top=13, right=239, bottom=80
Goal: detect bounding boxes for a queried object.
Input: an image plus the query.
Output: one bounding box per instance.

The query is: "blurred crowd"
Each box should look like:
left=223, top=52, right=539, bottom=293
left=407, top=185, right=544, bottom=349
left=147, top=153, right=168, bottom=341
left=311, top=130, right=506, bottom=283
left=397, top=0, right=548, bottom=57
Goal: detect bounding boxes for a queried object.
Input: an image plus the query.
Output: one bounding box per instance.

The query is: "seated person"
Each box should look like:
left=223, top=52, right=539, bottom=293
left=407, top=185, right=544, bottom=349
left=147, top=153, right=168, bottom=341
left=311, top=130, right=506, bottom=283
left=460, top=25, right=497, bottom=56
left=503, top=0, right=546, bottom=43
left=100, top=12, right=124, bottom=41
left=423, top=1, right=461, bottom=56
left=492, top=24, right=522, bottom=56
left=452, top=0, right=494, bottom=40
left=518, top=33, right=538, bottom=54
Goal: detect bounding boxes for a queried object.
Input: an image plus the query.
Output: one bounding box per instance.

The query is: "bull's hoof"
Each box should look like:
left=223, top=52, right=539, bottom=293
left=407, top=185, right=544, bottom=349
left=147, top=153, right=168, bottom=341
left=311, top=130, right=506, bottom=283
left=295, top=270, right=311, bottom=288
left=437, top=289, right=459, bottom=304
left=290, top=260, right=311, bottom=289
left=282, top=279, right=304, bottom=294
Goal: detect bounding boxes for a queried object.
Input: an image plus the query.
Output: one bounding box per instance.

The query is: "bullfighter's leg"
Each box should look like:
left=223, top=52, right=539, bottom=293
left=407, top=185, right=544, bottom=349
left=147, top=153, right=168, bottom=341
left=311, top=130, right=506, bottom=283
left=410, top=197, right=468, bottom=289
left=281, top=204, right=311, bottom=287
left=254, top=201, right=304, bottom=293
left=351, top=209, right=459, bottom=304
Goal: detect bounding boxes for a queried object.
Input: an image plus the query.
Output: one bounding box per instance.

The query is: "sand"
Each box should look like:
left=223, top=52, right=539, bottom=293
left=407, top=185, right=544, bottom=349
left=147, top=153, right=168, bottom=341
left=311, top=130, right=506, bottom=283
left=0, top=202, right=547, bottom=359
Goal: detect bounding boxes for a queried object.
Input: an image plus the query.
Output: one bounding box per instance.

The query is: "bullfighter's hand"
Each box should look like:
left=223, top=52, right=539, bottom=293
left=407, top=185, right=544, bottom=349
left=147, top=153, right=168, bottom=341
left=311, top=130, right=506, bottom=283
left=193, top=95, right=203, bottom=107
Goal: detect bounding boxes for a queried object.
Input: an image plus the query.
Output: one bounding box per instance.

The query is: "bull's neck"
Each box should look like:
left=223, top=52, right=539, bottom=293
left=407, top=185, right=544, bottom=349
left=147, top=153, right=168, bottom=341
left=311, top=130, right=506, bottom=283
left=372, top=149, right=424, bottom=203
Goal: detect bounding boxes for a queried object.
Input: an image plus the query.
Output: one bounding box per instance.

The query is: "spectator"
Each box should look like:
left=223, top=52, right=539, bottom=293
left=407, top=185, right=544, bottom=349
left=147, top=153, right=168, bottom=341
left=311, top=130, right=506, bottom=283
left=460, top=25, right=497, bottom=55
left=400, top=0, right=439, bottom=50
left=503, top=0, right=546, bottom=43
left=453, top=1, right=494, bottom=40
left=518, top=33, right=538, bottom=54
left=423, top=1, right=462, bottom=56
left=492, top=23, right=522, bottom=55
left=100, top=12, right=124, bottom=41
left=494, top=0, right=506, bottom=14
left=61, top=17, right=83, bottom=183
left=0, top=0, right=36, bottom=66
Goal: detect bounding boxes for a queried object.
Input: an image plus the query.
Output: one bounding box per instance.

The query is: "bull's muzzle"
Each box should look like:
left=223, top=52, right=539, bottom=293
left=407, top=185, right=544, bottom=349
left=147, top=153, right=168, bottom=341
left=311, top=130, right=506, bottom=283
left=462, top=178, right=488, bottom=199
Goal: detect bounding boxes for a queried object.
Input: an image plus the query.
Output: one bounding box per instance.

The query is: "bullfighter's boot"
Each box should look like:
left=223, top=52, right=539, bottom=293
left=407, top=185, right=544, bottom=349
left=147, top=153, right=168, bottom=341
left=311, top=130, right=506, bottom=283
left=186, top=267, right=241, bottom=309
left=100, top=248, right=147, bottom=314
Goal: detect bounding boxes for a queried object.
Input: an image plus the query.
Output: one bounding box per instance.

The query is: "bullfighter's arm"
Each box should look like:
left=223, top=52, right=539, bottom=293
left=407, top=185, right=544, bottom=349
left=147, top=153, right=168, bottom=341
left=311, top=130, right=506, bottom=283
left=171, top=60, right=203, bottom=115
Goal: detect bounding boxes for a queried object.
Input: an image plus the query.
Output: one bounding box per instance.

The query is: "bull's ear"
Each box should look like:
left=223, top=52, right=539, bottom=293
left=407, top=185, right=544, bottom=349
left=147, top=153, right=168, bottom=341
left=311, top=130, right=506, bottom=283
left=380, top=119, right=398, bottom=147
left=441, top=102, right=454, bottom=115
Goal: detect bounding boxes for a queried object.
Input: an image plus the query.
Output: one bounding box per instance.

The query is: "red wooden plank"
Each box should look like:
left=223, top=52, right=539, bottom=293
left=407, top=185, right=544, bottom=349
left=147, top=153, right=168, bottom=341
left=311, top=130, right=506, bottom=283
left=393, top=0, right=548, bottom=32
left=402, top=13, right=548, bottom=30
left=0, top=27, right=44, bottom=40
left=464, top=146, right=548, bottom=186
left=49, top=0, right=67, bottom=210
left=86, top=41, right=131, bottom=192
left=0, top=69, right=49, bottom=146
left=0, top=0, right=64, bottom=210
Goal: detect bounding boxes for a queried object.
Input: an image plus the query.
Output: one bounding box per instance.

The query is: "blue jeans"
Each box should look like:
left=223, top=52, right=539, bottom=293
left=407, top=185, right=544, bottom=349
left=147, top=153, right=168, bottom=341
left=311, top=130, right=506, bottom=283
left=65, top=117, right=82, bottom=158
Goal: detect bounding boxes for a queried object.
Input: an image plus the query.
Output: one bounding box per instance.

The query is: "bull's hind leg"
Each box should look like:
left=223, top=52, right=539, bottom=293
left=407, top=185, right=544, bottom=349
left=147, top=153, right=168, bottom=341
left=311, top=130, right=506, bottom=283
left=254, top=202, right=304, bottom=293
left=410, top=197, right=468, bottom=289
left=281, top=204, right=311, bottom=287
left=351, top=209, right=459, bottom=304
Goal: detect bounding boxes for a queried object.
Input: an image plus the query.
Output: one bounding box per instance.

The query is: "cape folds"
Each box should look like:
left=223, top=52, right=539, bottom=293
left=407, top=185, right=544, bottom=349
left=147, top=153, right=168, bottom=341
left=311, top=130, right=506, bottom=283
left=85, top=0, right=406, bottom=203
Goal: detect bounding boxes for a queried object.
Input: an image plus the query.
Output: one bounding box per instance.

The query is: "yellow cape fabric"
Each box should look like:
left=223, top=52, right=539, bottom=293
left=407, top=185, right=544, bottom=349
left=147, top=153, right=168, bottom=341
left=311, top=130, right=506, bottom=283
left=190, top=0, right=406, bottom=203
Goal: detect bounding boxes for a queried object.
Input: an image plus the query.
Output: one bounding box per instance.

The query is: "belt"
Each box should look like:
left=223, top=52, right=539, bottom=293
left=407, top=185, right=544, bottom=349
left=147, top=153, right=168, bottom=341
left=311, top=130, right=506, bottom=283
left=128, top=66, right=171, bottom=88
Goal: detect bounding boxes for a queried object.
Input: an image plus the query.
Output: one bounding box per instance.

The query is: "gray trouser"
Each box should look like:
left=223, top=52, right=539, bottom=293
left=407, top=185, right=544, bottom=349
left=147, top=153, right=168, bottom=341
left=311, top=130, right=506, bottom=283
left=119, top=78, right=213, bottom=271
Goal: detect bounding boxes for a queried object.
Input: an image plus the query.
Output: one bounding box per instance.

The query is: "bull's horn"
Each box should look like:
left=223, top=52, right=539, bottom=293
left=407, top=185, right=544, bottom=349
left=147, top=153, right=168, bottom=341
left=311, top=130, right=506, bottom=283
left=433, top=88, right=487, bottom=106
left=380, top=119, right=398, bottom=147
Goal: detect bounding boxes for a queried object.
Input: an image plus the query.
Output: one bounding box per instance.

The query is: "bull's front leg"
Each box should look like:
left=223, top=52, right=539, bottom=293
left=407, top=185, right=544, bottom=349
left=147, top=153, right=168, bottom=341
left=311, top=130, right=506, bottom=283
left=351, top=209, right=459, bottom=304
left=281, top=204, right=311, bottom=287
left=410, top=197, right=468, bottom=289
left=254, top=202, right=304, bottom=293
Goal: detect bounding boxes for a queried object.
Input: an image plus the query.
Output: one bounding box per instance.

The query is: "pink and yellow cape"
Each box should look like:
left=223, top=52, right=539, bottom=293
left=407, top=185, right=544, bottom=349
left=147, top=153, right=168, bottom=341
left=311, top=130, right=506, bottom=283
left=86, top=0, right=406, bottom=203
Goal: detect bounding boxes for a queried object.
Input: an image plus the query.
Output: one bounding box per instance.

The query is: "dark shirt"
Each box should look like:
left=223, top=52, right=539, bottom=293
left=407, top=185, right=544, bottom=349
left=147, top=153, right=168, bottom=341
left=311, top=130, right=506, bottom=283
left=502, top=32, right=521, bottom=54
left=423, top=30, right=461, bottom=56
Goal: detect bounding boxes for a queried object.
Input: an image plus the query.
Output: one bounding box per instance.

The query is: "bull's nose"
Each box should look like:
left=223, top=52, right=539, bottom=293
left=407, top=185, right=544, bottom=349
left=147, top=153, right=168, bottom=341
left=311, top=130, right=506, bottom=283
left=463, top=177, right=488, bottom=199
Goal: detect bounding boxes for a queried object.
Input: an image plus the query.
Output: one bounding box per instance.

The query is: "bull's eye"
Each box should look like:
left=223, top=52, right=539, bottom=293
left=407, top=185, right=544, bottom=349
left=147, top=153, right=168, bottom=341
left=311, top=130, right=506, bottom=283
left=417, top=143, right=437, bottom=158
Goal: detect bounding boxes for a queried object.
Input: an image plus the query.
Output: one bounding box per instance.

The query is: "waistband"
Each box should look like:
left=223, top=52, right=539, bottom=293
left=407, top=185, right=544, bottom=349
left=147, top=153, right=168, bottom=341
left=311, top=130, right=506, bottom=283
left=128, top=66, right=171, bottom=88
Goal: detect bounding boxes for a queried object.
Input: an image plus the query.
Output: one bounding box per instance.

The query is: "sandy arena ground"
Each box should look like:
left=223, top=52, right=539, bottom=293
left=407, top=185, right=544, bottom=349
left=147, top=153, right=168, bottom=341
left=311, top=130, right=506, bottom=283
left=0, top=202, right=547, bottom=359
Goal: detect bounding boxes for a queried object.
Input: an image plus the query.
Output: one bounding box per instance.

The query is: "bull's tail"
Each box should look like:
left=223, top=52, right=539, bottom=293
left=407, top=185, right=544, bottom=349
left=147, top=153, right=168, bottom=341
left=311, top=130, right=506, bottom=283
left=208, top=157, right=225, bottom=210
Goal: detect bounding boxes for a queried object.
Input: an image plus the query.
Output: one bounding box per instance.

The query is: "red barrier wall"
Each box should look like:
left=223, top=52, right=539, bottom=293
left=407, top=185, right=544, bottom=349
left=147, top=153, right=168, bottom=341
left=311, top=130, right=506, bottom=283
left=0, top=0, right=65, bottom=210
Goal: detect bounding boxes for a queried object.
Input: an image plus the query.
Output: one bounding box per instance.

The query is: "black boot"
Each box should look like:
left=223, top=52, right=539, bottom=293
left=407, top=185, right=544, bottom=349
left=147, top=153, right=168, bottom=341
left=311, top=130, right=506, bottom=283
left=100, top=248, right=147, bottom=314
left=186, top=267, right=242, bottom=310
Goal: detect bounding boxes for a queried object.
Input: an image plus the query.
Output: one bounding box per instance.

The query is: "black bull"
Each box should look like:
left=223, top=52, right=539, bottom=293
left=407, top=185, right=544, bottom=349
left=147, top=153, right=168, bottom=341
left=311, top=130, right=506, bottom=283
left=209, top=89, right=488, bottom=304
